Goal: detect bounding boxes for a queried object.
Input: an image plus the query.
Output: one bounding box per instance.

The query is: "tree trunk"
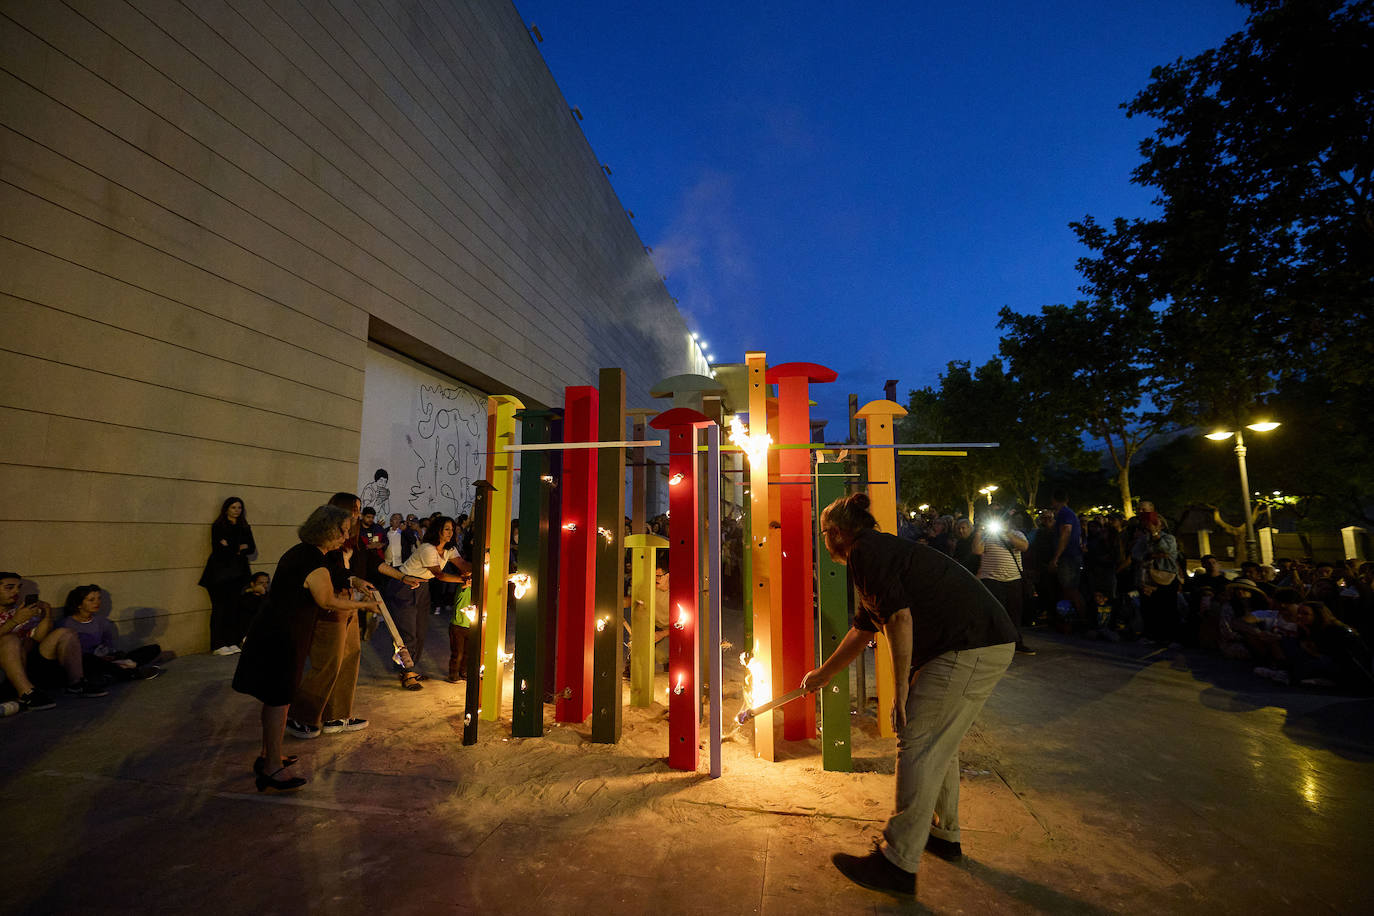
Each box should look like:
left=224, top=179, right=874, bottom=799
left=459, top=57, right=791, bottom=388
left=965, top=497, right=976, bottom=521
left=1209, top=506, right=1250, bottom=564
left=1117, top=463, right=1134, bottom=519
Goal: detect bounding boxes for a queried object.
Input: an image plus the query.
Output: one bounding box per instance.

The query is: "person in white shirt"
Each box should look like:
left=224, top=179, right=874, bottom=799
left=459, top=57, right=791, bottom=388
left=386, top=516, right=471, bottom=689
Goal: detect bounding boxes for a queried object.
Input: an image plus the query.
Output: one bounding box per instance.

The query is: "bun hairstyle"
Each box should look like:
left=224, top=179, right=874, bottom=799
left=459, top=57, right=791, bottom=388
left=821, top=493, right=879, bottom=545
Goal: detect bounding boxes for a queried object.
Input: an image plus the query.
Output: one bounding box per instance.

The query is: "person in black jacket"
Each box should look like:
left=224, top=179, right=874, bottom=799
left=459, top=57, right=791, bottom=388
left=803, top=493, right=1017, bottom=899
left=199, top=496, right=256, bottom=656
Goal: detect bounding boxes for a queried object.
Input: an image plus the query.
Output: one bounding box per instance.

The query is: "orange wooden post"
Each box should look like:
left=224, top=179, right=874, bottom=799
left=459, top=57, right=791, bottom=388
left=742, top=352, right=777, bottom=761
left=765, top=362, right=837, bottom=741
left=855, top=398, right=908, bottom=738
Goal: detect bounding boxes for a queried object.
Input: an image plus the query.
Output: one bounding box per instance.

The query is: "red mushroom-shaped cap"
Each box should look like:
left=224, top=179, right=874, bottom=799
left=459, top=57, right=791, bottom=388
left=764, top=362, right=837, bottom=384
left=649, top=407, right=714, bottom=430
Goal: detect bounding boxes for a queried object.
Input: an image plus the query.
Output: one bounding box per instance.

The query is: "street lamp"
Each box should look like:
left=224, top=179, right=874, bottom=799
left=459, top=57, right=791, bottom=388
left=978, top=484, right=998, bottom=506
left=1205, top=420, right=1280, bottom=563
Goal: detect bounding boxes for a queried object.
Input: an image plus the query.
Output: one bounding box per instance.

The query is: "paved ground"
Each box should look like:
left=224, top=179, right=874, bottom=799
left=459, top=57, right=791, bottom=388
left=3, top=614, right=1371, bottom=915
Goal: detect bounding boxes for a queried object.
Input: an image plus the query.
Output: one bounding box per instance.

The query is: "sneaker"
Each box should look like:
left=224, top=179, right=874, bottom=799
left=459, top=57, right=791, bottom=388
left=19, top=689, right=56, bottom=711
left=131, top=665, right=162, bottom=681
left=1015, top=642, right=1036, bottom=655
left=1269, top=670, right=1291, bottom=686
left=66, top=679, right=109, bottom=698
left=285, top=718, right=321, bottom=739
left=212, top=646, right=237, bottom=656
left=1300, top=677, right=1338, bottom=688
left=322, top=717, right=369, bottom=733
left=925, top=835, right=963, bottom=862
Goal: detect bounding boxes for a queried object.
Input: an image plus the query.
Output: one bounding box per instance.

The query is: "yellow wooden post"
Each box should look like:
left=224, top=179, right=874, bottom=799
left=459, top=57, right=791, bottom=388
left=855, top=398, right=907, bottom=738
left=744, top=352, right=776, bottom=761
left=625, top=533, right=669, bottom=707
left=481, top=394, right=524, bottom=721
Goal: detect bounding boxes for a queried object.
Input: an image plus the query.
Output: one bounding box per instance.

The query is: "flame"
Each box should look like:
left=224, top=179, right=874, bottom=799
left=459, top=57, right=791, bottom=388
left=729, top=416, right=772, bottom=466
left=674, top=603, right=689, bottom=629
left=668, top=472, right=685, bottom=485
left=673, top=672, right=686, bottom=695
left=597, top=526, right=614, bottom=544
left=498, top=651, right=513, bottom=665
left=458, top=604, right=478, bottom=625
left=595, top=616, right=608, bottom=632
left=508, top=573, right=531, bottom=599
left=564, top=522, right=577, bottom=531
left=541, top=474, right=554, bottom=484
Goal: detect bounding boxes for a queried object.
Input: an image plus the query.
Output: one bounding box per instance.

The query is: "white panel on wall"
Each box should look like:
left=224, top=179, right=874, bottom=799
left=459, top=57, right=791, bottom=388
left=358, top=343, right=488, bottom=520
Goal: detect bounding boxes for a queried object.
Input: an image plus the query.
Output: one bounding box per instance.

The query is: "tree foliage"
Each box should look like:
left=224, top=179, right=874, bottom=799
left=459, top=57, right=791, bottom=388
left=897, top=359, right=1084, bottom=517
left=997, top=301, right=1161, bottom=516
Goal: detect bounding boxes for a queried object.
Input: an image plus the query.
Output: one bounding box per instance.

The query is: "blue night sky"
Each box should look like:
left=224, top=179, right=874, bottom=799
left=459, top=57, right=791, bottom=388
left=514, top=1, right=1251, bottom=430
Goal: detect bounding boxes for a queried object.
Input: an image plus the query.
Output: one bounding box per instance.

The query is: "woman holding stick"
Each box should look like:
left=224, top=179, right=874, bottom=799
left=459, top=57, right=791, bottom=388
left=802, top=493, right=1018, bottom=899
left=232, top=505, right=382, bottom=792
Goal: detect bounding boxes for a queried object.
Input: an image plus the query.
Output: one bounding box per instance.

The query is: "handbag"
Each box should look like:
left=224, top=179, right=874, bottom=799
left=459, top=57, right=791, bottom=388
left=1147, top=567, right=1177, bottom=587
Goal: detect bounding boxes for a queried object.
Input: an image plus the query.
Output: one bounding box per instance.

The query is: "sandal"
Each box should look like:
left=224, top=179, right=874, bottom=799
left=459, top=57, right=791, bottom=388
left=400, top=670, right=424, bottom=691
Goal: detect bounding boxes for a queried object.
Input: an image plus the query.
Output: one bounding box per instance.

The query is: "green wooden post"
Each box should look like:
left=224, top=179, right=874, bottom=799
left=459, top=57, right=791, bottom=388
left=816, top=461, right=852, bottom=772
left=625, top=533, right=669, bottom=706
left=591, top=368, right=627, bottom=744
left=512, top=409, right=556, bottom=738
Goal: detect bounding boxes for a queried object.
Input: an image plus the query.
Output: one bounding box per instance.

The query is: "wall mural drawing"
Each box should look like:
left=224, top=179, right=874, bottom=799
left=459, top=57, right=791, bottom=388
left=358, top=346, right=487, bottom=522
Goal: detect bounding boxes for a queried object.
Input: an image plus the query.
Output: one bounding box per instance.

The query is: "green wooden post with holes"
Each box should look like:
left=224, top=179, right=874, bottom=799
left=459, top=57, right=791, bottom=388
left=512, top=409, right=556, bottom=738
left=815, top=461, right=852, bottom=772
left=591, top=368, right=627, bottom=744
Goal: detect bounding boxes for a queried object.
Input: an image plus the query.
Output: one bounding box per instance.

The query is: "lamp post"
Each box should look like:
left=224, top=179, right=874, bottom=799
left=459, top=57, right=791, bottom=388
left=1205, top=421, right=1279, bottom=563
left=978, top=484, right=998, bottom=504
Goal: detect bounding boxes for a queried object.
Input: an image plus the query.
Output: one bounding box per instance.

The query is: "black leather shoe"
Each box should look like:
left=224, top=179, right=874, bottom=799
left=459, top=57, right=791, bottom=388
left=255, top=767, right=306, bottom=793
left=925, top=835, right=963, bottom=861
left=252, top=755, right=300, bottom=775
left=831, top=849, right=916, bottom=897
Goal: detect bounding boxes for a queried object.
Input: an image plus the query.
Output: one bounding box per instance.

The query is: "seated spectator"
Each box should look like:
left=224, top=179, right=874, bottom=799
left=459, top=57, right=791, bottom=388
left=59, top=584, right=161, bottom=682
left=1188, top=555, right=1230, bottom=594
left=0, top=571, right=106, bottom=710
left=1240, top=561, right=1278, bottom=597
left=1281, top=598, right=1373, bottom=692
left=239, top=572, right=271, bottom=632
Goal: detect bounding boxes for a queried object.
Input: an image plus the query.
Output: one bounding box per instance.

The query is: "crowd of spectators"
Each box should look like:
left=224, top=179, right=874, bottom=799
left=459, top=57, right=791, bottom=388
left=897, top=494, right=1374, bottom=694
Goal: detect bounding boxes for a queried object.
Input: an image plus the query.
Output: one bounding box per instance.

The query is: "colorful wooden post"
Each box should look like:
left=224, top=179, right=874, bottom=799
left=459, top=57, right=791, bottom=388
left=555, top=386, right=598, bottom=723
left=543, top=411, right=564, bottom=697
left=815, top=460, right=852, bottom=771
left=743, top=351, right=777, bottom=761
left=592, top=369, right=627, bottom=744
left=765, top=362, right=837, bottom=740
left=705, top=422, right=723, bottom=779
left=481, top=395, right=524, bottom=721
left=855, top=398, right=908, bottom=738
left=650, top=407, right=713, bottom=772
left=625, top=532, right=668, bottom=707
left=463, top=480, right=494, bottom=746
left=512, top=408, right=557, bottom=738
left=627, top=408, right=657, bottom=534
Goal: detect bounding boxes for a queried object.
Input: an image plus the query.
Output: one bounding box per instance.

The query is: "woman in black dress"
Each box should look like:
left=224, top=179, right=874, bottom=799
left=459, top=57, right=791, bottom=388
left=199, top=497, right=256, bottom=655
left=232, top=505, right=381, bottom=792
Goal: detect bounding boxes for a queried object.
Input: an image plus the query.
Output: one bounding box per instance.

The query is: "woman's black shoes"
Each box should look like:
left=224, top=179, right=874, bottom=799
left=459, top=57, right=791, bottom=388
left=255, top=766, right=306, bottom=793
left=252, top=755, right=300, bottom=775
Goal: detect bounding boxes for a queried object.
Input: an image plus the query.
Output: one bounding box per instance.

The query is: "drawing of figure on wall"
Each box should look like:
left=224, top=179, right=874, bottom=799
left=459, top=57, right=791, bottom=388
left=407, top=383, right=485, bottom=519
left=361, top=468, right=390, bottom=515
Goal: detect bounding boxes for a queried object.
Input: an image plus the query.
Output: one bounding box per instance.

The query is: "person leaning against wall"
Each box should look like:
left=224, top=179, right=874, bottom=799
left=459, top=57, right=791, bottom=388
left=200, top=496, right=256, bottom=656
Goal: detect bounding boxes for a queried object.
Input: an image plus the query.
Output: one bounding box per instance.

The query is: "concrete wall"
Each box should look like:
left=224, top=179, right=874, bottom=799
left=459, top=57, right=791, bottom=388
left=0, top=0, right=701, bottom=654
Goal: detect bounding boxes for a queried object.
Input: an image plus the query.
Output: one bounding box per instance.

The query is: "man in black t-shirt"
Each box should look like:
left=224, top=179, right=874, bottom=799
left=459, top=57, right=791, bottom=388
left=803, top=494, right=1017, bottom=899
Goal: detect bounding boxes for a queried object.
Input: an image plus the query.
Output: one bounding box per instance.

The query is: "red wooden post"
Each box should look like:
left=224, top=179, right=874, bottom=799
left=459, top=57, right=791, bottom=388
left=650, top=407, right=714, bottom=772
left=765, top=362, right=837, bottom=741
left=555, top=385, right=598, bottom=723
